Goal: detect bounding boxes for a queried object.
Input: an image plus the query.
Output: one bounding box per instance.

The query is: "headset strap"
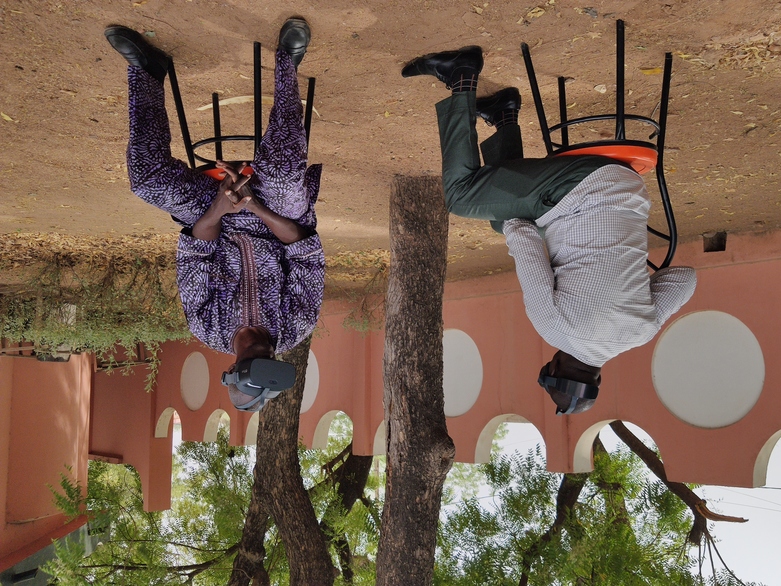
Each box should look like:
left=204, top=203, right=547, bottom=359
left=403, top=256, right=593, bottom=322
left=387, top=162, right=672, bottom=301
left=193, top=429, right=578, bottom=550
left=539, top=374, right=599, bottom=400
left=236, top=391, right=267, bottom=411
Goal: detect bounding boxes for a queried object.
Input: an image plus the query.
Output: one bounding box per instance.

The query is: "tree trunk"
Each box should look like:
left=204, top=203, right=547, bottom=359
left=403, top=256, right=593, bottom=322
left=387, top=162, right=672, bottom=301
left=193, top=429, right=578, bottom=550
left=519, top=471, right=590, bottom=586
left=250, top=338, right=334, bottom=585
left=592, top=438, right=633, bottom=533
left=608, top=420, right=710, bottom=544
left=227, top=490, right=271, bottom=586
left=375, top=175, right=455, bottom=586
left=319, top=445, right=373, bottom=583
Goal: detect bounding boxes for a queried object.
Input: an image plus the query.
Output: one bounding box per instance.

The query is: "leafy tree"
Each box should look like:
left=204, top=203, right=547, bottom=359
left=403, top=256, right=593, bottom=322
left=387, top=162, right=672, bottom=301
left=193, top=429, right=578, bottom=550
left=45, top=431, right=252, bottom=585
left=46, top=419, right=760, bottom=585
left=45, top=417, right=378, bottom=586
left=433, top=428, right=762, bottom=586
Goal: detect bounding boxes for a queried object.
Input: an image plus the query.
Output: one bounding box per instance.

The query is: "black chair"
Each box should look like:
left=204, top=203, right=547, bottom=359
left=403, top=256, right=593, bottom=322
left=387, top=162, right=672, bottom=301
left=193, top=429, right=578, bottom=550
left=521, top=19, right=677, bottom=271
left=166, top=42, right=316, bottom=182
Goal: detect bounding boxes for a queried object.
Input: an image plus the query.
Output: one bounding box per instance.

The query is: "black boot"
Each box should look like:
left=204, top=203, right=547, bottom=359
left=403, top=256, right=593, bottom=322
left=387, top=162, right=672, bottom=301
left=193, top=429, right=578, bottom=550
left=476, top=87, right=521, bottom=127
left=401, top=46, right=483, bottom=90
left=104, top=25, right=170, bottom=83
left=278, top=17, right=311, bottom=68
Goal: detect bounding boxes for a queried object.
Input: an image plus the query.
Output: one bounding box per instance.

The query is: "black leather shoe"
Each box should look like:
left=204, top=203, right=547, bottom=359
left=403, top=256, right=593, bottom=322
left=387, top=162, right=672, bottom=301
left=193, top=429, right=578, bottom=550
left=401, top=46, right=483, bottom=88
left=279, top=17, right=311, bottom=68
left=104, top=25, right=170, bottom=83
left=476, top=87, right=521, bottom=126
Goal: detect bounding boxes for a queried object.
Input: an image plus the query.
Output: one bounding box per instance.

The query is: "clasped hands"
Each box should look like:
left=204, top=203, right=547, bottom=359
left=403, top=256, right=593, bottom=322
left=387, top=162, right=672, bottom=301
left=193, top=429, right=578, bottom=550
left=212, top=160, right=257, bottom=216
left=192, top=160, right=310, bottom=244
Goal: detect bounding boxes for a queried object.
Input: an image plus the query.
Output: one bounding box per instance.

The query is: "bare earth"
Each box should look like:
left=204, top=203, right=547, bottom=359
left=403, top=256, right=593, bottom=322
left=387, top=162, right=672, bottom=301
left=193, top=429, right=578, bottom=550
left=1, top=0, right=780, bottom=290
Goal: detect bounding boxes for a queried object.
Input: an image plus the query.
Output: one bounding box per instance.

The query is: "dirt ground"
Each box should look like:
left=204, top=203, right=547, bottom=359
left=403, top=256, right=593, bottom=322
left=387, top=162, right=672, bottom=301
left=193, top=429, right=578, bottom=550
left=1, top=0, right=780, bottom=292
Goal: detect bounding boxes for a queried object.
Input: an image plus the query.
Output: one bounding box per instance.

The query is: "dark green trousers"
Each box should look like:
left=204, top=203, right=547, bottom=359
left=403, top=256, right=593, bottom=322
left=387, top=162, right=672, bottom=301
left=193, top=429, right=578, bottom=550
left=436, top=92, right=615, bottom=221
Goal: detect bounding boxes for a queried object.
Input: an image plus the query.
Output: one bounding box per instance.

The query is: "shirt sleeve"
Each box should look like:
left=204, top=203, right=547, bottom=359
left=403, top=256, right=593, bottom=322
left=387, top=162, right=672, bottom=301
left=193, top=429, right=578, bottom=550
left=504, top=218, right=561, bottom=335
left=276, top=233, right=326, bottom=353
left=176, top=234, right=233, bottom=353
left=650, top=266, right=697, bottom=326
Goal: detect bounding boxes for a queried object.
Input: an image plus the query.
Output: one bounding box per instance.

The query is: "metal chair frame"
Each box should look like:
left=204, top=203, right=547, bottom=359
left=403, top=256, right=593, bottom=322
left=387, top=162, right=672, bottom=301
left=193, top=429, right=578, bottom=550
left=521, top=19, right=677, bottom=271
left=166, top=42, right=316, bottom=175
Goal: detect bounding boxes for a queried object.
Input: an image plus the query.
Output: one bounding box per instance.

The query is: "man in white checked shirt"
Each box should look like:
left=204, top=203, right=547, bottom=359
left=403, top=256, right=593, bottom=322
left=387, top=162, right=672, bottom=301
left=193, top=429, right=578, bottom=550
left=402, top=46, right=697, bottom=415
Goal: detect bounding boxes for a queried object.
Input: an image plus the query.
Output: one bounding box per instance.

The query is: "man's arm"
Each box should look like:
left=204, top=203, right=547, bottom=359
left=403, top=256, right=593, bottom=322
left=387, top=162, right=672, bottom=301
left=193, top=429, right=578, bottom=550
left=246, top=198, right=311, bottom=244
left=215, top=160, right=311, bottom=244
left=650, top=266, right=697, bottom=326
left=276, top=235, right=326, bottom=352
left=504, top=218, right=561, bottom=331
left=175, top=236, right=234, bottom=352
left=191, top=170, right=253, bottom=241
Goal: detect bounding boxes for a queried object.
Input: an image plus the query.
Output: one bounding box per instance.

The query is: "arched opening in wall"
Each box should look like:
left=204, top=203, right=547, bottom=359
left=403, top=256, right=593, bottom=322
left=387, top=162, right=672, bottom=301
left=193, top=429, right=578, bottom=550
left=180, top=351, right=210, bottom=411
left=486, top=415, right=545, bottom=463
left=443, top=416, right=545, bottom=508
left=579, top=420, right=661, bottom=474
left=204, top=410, right=230, bottom=442
left=443, top=328, right=484, bottom=417
left=79, top=459, right=142, bottom=544
left=244, top=411, right=260, bottom=446
left=155, top=407, right=181, bottom=441
left=312, top=410, right=353, bottom=451
left=754, top=429, right=781, bottom=487
left=373, top=421, right=385, bottom=456
left=300, top=349, right=319, bottom=414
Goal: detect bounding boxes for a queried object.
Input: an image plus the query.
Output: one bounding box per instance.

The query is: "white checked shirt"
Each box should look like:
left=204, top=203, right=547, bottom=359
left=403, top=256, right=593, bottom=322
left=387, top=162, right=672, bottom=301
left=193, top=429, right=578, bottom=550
left=504, top=164, right=697, bottom=367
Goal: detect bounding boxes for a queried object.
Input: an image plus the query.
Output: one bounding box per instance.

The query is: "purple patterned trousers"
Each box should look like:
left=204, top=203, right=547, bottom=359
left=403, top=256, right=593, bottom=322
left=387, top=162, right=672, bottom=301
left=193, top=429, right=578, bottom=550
left=126, top=48, right=310, bottom=226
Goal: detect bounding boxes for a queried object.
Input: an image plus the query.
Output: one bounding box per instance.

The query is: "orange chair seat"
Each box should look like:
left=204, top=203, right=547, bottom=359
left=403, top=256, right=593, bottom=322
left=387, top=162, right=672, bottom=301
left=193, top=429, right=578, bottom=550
left=201, top=165, right=255, bottom=181
left=554, top=144, right=657, bottom=175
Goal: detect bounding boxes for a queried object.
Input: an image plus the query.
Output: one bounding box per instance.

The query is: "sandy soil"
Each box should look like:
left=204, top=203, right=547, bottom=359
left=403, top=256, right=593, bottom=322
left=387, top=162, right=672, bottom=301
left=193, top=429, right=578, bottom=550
left=1, top=0, right=780, bottom=289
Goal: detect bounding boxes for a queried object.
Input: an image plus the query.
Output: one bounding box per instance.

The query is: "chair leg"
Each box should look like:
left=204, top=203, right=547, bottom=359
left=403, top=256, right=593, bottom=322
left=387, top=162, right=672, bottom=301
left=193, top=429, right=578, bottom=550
left=521, top=42, right=554, bottom=155
left=557, top=76, right=569, bottom=148
left=655, top=167, right=678, bottom=270
left=653, top=52, right=676, bottom=270
left=211, top=92, right=223, bottom=162
left=304, top=77, right=316, bottom=149
left=615, top=19, right=626, bottom=141
left=254, top=42, right=262, bottom=154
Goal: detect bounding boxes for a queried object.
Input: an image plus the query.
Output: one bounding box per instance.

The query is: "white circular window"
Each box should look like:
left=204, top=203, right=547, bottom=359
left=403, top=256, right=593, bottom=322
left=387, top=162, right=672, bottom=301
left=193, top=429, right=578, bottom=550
left=180, top=352, right=210, bottom=411
left=300, top=350, right=319, bottom=413
left=443, top=329, right=483, bottom=417
left=652, top=311, right=764, bottom=428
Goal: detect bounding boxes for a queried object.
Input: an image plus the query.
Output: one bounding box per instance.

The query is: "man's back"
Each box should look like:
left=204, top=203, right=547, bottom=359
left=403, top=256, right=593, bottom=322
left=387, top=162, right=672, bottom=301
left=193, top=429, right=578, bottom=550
left=506, top=164, right=696, bottom=367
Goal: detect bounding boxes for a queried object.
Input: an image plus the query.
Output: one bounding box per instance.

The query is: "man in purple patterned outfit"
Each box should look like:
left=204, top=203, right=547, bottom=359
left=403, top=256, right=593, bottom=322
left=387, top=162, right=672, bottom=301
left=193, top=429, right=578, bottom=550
left=105, top=19, right=324, bottom=411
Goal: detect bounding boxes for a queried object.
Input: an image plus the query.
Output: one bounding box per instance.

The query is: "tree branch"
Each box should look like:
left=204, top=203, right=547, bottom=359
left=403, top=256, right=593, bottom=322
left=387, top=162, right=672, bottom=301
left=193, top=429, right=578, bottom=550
left=82, top=543, right=240, bottom=574
left=519, top=471, right=590, bottom=586
left=592, top=437, right=633, bottom=534
left=609, top=420, right=746, bottom=546
left=318, top=444, right=373, bottom=583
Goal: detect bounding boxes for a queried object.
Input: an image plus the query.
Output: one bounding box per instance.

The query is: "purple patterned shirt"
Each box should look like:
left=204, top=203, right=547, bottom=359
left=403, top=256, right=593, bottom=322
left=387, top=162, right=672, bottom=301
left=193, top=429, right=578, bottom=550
left=176, top=165, right=325, bottom=356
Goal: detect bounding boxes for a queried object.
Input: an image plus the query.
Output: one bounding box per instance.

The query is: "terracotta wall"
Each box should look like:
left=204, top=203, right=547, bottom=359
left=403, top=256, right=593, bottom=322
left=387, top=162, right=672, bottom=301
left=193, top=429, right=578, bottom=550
left=0, top=354, right=91, bottom=570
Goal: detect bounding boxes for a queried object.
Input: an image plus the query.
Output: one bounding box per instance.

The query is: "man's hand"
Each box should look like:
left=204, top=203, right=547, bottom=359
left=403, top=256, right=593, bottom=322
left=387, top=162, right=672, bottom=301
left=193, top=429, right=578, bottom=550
left=207, top=160, right=311, bottom=244
left=192, top=161, right=253, bottom=241
left=212, top=161, right=254, bottom=217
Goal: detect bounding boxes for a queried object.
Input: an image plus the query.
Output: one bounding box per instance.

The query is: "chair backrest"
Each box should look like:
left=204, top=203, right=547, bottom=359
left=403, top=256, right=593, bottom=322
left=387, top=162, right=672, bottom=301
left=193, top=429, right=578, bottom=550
left=166, top=42, right=316, bottom=177
left=521, top=20, right=677, bottom=271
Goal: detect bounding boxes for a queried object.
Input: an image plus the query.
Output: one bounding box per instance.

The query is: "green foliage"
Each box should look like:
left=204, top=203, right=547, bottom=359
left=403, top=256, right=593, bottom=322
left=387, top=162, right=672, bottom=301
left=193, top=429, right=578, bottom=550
left=299, top=412, right=382, bottom=585
left=49, top=465, right=84, bottom=521
left=46, top=416, right=381, bottom=585
left=45, top=416, right=755, bottom=585
left=44, top=430, right=252, bottom=585
left=341, top=266, right=387, bottom=334
left=434, top=443, right=700, bottom=586
left=0, top=236, right=190, bottom=381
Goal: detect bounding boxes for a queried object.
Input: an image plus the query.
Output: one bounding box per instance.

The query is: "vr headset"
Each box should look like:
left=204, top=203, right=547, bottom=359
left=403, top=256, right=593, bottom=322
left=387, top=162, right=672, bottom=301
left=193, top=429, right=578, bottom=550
left=538, top=365, right=599, bottom=415
left=221, top=358, right=296, bottom=412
